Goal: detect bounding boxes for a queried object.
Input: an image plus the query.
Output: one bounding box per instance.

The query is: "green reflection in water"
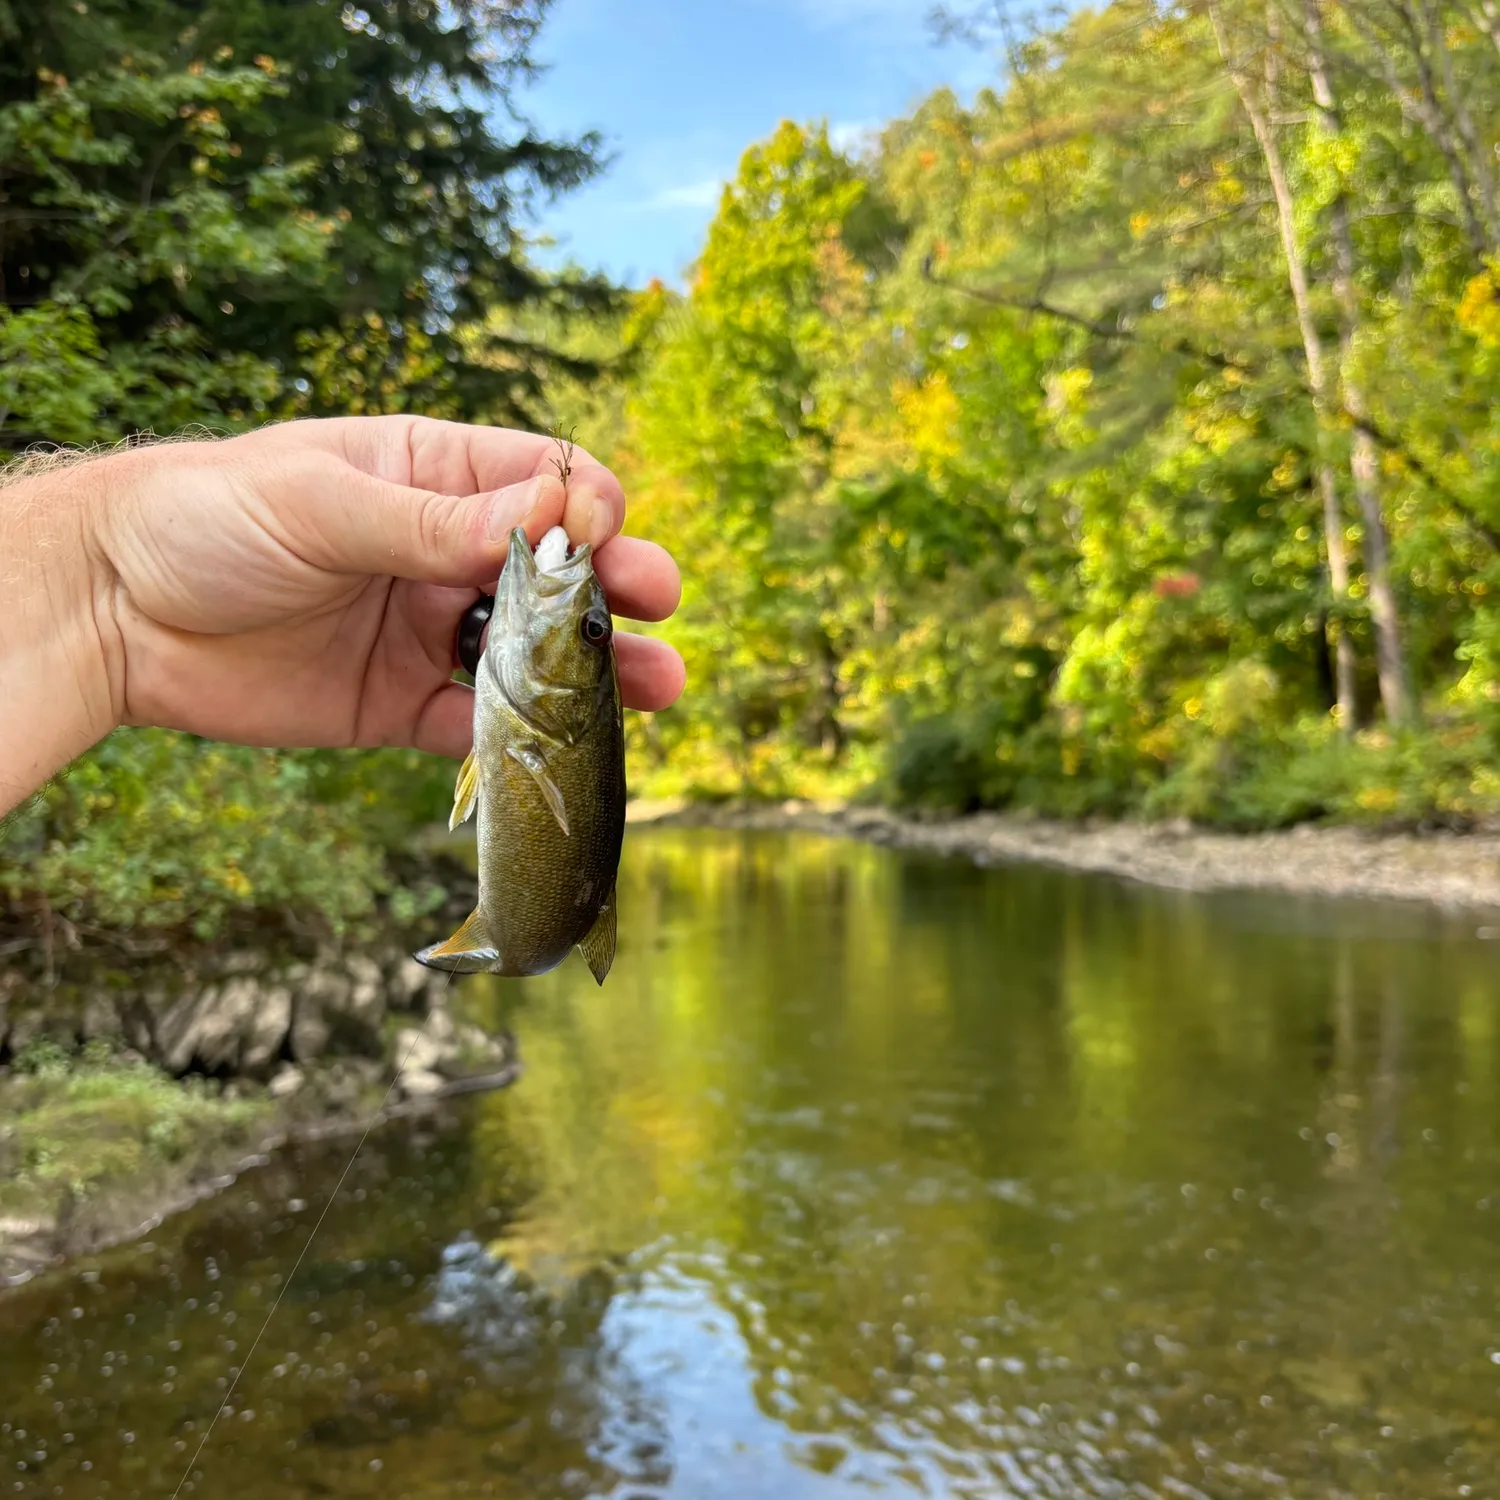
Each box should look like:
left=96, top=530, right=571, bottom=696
left=5, top=828, right=1500, bottom=1498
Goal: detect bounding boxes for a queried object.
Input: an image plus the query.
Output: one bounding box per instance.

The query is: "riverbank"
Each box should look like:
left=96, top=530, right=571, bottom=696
left=12, top=800, right=1500, bottom=1284
left=0, top=1038, right=520, bottom=1288
left=629, top=799, right=1500, bottom=913
left=0, top=847, right=527, bottom=1285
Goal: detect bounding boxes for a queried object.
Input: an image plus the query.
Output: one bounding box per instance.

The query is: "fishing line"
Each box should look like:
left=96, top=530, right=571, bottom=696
left=168, top=970, right=455, bottom=1499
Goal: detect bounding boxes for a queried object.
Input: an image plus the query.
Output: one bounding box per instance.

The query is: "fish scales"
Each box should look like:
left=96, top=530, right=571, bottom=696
left=475, top=669, right=624, bottom=973
left=415, top=523, right=625, bottom=983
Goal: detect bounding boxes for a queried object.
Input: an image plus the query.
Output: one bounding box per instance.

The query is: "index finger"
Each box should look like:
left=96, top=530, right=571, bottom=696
left=314, top=416, right=628, bottom=552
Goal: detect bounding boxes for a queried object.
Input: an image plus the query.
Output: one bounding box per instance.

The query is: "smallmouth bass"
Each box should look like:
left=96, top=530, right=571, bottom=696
left=415, top=524, right=625, bottom=983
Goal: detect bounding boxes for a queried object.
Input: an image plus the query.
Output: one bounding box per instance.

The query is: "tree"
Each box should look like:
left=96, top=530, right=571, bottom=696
left=620, top=0, right=1500, bottom=822
left=0, top=0, right=613, bottom=942
left=1210, top=0, right=1412, bottom=725
left=0, top=0, right=613, bottom=455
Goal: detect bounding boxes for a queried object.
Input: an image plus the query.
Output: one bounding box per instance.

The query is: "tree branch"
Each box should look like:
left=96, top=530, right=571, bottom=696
left=1346, top=410, right=1500, bottom=550
left=922, top=258, right=1258, bottom=373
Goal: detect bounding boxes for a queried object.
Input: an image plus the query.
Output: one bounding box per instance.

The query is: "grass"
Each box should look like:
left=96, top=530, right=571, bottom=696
left=0, top=1040, right=273, bottom=1233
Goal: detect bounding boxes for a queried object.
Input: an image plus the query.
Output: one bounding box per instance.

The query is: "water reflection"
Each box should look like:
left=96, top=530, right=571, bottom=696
left=5, top=829, right=1500, bottom=1496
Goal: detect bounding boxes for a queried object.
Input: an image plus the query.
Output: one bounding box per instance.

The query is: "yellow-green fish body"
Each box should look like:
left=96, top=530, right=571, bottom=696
left=415, top=525, right=625, bottom=983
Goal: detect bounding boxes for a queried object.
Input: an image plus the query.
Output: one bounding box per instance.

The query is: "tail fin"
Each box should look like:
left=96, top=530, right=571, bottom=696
left=413, top=907, right=501, bottom=974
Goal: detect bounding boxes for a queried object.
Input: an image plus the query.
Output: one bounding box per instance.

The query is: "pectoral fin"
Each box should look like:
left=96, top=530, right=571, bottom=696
left=506, top=743, right=570, bottom=836
left=577, top=891, right=616, bottom=986
left=414, top=907, right=501, bottom=974
left=449, top=751, right=480, bottom=831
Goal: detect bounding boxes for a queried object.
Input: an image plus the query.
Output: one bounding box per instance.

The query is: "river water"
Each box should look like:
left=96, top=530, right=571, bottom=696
left=6, top=828, right=1500, bottom=1498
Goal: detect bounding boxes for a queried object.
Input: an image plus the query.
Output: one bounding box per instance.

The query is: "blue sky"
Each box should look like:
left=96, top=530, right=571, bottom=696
left=518, top=0, right=999, bottom=288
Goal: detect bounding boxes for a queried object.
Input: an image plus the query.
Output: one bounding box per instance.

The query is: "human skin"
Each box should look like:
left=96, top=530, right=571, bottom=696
left=0, top=415, right=685, bottom=816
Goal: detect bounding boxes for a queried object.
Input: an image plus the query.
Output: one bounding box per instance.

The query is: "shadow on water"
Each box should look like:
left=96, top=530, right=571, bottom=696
left=5, top=828, right=1500, bottom=1497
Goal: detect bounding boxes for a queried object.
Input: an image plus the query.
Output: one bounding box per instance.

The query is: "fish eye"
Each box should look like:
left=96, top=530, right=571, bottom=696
left=581, top=614, right=612, bottom=647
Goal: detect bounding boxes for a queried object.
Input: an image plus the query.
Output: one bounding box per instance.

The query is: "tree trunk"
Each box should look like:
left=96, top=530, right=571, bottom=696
left=1210, top=0, right=1359, bottom=730
left=1304, top=0, right=1415, bottom=725
left=1318, top=466, right=1360, bottom=724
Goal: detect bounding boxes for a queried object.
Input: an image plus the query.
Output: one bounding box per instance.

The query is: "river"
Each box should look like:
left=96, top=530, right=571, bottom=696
left=5, top=827, right=1500, bottom=1498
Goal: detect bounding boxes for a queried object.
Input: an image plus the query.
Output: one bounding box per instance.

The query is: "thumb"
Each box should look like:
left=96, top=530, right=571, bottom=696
left=284, top=460, right=566, bottom=585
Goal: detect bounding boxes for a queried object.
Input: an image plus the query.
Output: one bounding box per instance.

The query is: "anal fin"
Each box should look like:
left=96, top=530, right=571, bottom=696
left=577, top=890, right=616, bottom=986
left=414, top=906, right=501, bottom=974
left=449, top=751, right=480, bottom=831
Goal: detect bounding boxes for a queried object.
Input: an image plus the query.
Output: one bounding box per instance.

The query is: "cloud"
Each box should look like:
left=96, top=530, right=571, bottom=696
left=644, top=177, right=726, bottom=210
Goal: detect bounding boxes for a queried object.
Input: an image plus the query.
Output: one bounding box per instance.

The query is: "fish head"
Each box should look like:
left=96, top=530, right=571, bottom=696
left=487, top=526, right=616, bottom=742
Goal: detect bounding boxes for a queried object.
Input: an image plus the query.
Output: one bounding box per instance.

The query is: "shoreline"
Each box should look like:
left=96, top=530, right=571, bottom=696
left=11, top=802, right=1500, bottom=1286
left=0, top=1059, right=519, bottom=1290
left=629, top=799, right=1500, bottom=914
left=0, top=851, right=516, bottom=1289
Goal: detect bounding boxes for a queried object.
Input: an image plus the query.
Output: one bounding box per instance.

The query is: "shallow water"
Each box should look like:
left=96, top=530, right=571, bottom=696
left=6, top=828, right=1500, bottom=1498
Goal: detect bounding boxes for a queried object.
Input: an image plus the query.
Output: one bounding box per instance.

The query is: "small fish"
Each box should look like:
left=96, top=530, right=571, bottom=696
left=415, top=524, right=625, bottom=983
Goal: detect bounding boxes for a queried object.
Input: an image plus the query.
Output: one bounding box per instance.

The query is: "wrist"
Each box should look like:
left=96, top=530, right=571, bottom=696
left=0, top=457, right=123, bottom=814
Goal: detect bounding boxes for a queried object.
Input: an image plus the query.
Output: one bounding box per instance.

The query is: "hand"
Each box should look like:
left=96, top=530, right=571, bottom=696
left=0, top=417, right=684, bottom=811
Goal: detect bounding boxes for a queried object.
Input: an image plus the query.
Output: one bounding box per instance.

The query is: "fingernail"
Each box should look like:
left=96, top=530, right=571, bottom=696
left=589, top=496, right=613, bottom=549
left=486, top=476, right=542, bottom=544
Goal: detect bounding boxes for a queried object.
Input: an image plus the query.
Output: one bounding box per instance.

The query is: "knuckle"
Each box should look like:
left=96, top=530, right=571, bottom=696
left=414, top=485, right=460, bottom=558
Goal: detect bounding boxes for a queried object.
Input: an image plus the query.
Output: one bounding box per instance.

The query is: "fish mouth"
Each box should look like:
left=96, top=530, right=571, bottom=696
left=456, top=526, right=598, bottom=674
left=515, top=525, right=594, bottom=597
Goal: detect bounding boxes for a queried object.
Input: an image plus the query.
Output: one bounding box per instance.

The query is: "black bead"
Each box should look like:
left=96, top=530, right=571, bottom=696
left=456, top=593, right=494, bottom=677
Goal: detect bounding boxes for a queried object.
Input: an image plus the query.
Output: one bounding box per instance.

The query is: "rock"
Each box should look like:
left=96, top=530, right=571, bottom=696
left=289, top=998, right=331, bottom=1063
left=242, top=985, right=292, bottom=1075
left=391, top=1009, right=511, bottom=1083
left=33, top=996, right=82, bottom=1047
left=0, top=936, right=460, bottom=1082
left=393, top=1026, right=443, bottom=1075
left=397, top=1067, right=446, bottom=1100
left=346, top=954, right=384, bottom=1018
left=388, top=957, right=434, bottom=1011
left=291, top=965, right=384, bottom=1061
left=289, top=969, right=348, bottom=1062
left=436, top=1022, right=512, bottom=1079
left=268, top=1064, right=305, bottom=1099
left=121, top=989, right=160, bottom=1056
left=319, top=1062, right=366, bottom=1111
left=5, top=1006, right=41, bottom=1058
left=149, top=974, right=287, bottom=1074
left=154, top=982, right=220, bottom=1074
left=80, top=993, right=123, bottom=1043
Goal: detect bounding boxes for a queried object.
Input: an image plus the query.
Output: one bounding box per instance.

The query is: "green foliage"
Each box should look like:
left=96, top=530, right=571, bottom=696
left=0, top=1044, right=267, bottom=1203
left=0, top=1, right=613, bottom=940
left=11, top=0, right=1500, bottom=954
left=0, top=0, right=612, bottom=453
left=2, top=731, right=398, bottom=937
left=607, top=0, right=1500, bottom=827
left=11, top=1038, right=74, bottom=1079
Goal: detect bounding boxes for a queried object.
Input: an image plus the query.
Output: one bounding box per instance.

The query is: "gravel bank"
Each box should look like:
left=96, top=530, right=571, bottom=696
left=629, top=800, right=1500, bottom=913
